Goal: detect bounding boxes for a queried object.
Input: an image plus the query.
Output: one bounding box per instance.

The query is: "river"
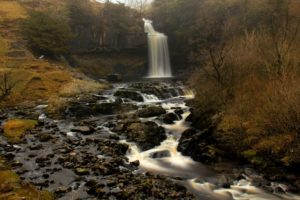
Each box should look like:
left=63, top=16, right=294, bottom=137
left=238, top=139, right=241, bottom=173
left=1, top=81, right=300, bottom=200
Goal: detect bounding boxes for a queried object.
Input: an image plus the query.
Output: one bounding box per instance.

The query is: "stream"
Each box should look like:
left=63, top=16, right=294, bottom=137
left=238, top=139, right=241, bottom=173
left=1, top=81, right=300, bottom=200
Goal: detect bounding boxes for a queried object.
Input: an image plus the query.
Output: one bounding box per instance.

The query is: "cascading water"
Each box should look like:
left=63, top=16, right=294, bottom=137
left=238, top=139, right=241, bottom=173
left=117, top=83, right=300, bottom=200
left=143, top=18, right=172, bottom=78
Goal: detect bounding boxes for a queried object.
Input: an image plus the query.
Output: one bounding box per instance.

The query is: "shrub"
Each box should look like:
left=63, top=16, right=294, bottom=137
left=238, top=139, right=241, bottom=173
left=22, top=11, right=73, bottom=57
left=2, top=119, right=38, bottom=143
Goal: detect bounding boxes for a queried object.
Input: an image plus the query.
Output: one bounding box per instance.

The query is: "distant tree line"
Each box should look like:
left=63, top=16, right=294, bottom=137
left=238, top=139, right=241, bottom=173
left=22, top=0, right=145, bottom=57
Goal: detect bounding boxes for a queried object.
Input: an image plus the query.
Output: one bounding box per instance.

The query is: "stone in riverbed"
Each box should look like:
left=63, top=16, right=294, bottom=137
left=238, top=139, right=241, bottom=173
left=107, top=74, right=122, bottom=82
left=54, top=186, right=70, bottom=194
left=130, top=160, right=140, bottom=167
left=137, top=106, right=166, bottom=118
left=114, top=90, right=144, bottom=102
left=37, top=133, right=53, bottom=142
left=149, top=150, right=171, bottom=159
left=177, top=128, right=223, bottom=163
left=75, top=168, right=90, bottom=175
left=71, top=126, right=94, bottom=135
left=124, top=121, right=166, bottom=151
left=161, top=112, right=179, bottom=124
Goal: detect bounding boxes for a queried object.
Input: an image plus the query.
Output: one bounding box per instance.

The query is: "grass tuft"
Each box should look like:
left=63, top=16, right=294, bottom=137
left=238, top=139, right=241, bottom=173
left=2, top=119, right=38, bottom=143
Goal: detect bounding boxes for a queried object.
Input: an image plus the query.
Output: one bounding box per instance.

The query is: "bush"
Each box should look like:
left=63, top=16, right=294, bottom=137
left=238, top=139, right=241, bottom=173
left=22, top=11, right=73, bottom=57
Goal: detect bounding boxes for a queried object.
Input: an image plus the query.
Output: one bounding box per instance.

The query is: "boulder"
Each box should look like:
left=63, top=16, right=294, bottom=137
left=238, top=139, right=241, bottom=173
left=67, top=102, right=123, bottom=117
left=137, top=106, right=166, bottom=118
left=37, top=133, right=53, bottom=142
left=161, top=112, right=179, bottom=124
left=174, top=109, right=184, bottom=117
left=93, top=103, right=121, bottom=115
left=75, top=168, right=90, bottom=175
left=149, top=150, right=171, bottom=159
left=177, top=128, right=222, bottom=164
left=67, top=104, right=94, bottom=117
left=71, top=126, right=94, bottom=135
left=107, top=74, right=122, bottom=82
left=114, top=90, right=144, bottom=102
left=125, top=121, right=166, bottom=151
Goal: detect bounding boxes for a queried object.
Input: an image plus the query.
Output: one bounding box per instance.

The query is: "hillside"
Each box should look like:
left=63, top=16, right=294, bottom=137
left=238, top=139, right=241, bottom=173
left=0, top=0, right=108, bottom=113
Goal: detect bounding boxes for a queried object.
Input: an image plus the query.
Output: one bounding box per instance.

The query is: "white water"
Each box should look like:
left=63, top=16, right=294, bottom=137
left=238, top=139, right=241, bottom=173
left=143, top=18, right=172, bottom=78
left=119, top=86, right=300, bottom=200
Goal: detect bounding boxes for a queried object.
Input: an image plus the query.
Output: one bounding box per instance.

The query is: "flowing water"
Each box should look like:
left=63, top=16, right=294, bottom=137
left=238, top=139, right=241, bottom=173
left=143, top=19, right=172, bottom=78
left=117, top=82, right=300, bottom=200
left=2, top=81, right=300, bottom=199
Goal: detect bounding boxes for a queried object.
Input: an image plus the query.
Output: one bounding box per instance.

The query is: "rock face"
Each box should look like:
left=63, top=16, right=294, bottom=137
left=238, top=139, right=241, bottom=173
left=137, top=106, right=166, bottom=118
left=177, top=129, right=222, bottom=164
left=114, top=90, right=144, bottom=102
left=124, top=121, right=166, bottom=151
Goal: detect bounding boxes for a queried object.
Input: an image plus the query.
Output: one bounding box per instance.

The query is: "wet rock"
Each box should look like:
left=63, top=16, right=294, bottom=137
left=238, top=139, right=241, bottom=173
left=85, top=179, right=98, bottom=187
left=174, top=109, right=184, bottom=117
left=42, top=174, right=49, bottom=179
left=124, top=121, right=166, bottom=151
left=130, top=160, right=140, bottom=167
left=177, top=129, right=222, bottom=163
left=55, top=186, right=70, bottom=196
left=71, top=126, right=95, bottom=135
left=149, top=150, right=171, bottom=159
left=10, top=160, right=23, bottom=168
left=107, top=74, right=122, bottom=82
left=29, top=144, right=43, bottom=150
left=67, top=104, right=93, bottom=117
left=137, top=106, right=166, bottom=118
left=4, top=153, right=15, bottom=160
left=114, top=143, right=129, bottom=155
left=161, top=112, right=179, bottom=124
left=37, top=133, right=53, bottom=142
left=114, top=90, right=144, bottom=102
left=75, top=168, right=90, bottom=175
left=93, top=103, right=122, bottom=115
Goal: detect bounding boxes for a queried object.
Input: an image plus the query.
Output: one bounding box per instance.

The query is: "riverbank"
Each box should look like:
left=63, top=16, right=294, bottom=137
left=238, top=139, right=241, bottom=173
left=1, top=81, right=300, bottom=199
left=182, top=99, right=300, bottom=195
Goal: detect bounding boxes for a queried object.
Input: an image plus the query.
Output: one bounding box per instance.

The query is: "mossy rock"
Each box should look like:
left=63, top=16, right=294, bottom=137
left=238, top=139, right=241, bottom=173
left=2, top=119, right=38, bottom=143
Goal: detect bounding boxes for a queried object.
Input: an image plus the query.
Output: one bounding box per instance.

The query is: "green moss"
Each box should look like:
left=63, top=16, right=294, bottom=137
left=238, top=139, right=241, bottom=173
left=3, top=119, right=38, bottom=143
left=242, top=149, right=267, bottom=167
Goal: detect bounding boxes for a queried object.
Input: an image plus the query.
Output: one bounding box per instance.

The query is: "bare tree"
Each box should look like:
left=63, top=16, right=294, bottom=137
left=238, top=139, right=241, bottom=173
left=259, top=0, right=300, bottom=77
left=0, top=72, right=20, bottom=100
left=125, top=0, right=150, bottom=17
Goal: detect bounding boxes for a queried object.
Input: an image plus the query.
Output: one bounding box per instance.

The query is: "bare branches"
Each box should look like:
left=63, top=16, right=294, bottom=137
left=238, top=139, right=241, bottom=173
left=0, top=72, right=20, bottom=100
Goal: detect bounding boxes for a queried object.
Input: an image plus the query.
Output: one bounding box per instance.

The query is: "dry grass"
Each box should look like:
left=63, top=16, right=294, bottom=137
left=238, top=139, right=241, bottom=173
left=0, top=36, right=7, bottom=56
left=2, top=119, right=38, bottom=143
left=0, top=166, right=54, bottom=200
left=0, top=1, right=27, bottom=21
left=47, top=78, right=109, bottom=115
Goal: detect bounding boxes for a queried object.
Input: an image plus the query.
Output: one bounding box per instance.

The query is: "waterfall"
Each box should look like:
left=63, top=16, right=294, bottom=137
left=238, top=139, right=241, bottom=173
left=143, top=18, right=172, bottom=78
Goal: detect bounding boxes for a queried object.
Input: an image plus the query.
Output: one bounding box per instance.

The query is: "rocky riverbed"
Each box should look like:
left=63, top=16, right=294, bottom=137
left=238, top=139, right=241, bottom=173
left=1, top=81, right=300, bottom=200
